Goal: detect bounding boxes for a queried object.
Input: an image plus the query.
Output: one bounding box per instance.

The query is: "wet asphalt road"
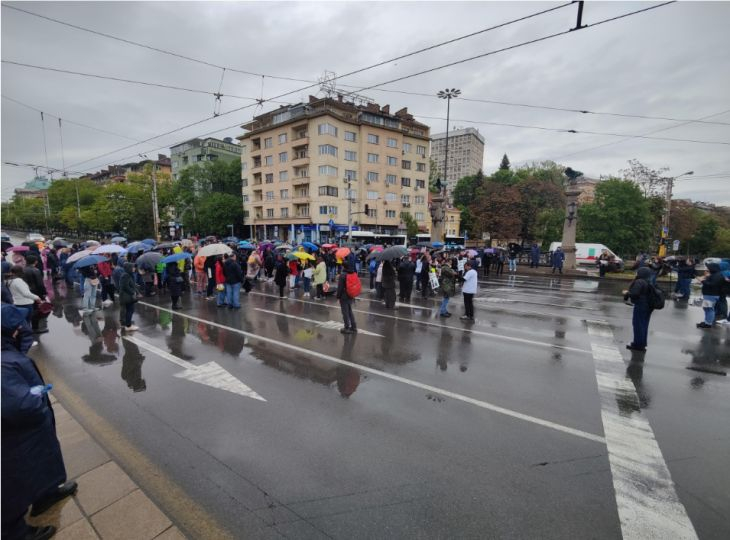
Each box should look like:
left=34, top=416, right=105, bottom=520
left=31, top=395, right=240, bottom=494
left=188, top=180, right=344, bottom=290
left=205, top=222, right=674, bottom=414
left=30, top=270, right=730, bottom=539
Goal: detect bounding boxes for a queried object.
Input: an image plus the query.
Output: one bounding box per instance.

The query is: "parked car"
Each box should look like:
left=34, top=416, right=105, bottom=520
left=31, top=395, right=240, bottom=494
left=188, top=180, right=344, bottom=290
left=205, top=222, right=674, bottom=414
left=548, top=242, right=624, bottom=271
left=26, top=232, right=45, bottom=242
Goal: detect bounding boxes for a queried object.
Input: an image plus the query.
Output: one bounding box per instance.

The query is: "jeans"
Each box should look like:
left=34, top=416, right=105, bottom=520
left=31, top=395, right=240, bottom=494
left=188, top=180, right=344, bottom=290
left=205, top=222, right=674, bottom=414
left=439, top=296, right=450, bottom=315
left=15, top=304, right=33, bottom=324
left=340, top=297, right=356, bottom=330
left=703, top=295, right=719, bottom=324
left=676, top=278, right=691, bottom=298
left=631, top=304, right=652, bottom=348
left=123, top=302, right=135, bottom=327
left=508, top=258, right=517, bottom=272
left=303, top=277, right=311, bottom=294
left=217, top=288, right=227, bottom=306
left=226, top=282, right=241, bottom=308
left=83, top=283, right=98, bottom=310
left=463, top=293, right=474, bottom=318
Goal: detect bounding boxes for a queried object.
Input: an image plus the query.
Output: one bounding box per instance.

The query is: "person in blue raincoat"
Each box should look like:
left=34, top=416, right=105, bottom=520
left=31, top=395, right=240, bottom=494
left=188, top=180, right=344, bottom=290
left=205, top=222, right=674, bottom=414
left=1, top=304, right=77, bottom=540
left=551, top=247, right=565, bottom=274
left=529, top=243, right=541, bottom=268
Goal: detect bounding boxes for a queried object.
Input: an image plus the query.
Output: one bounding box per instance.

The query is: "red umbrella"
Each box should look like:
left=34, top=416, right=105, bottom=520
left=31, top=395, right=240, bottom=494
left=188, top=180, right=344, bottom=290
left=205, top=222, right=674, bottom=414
left=369, top=245, right=384, bottom=252
left=321, top=243, right=337, bottom=249
left=335, top=247, right=351, bottom=259
left=7, top=246, right=30, bottom=252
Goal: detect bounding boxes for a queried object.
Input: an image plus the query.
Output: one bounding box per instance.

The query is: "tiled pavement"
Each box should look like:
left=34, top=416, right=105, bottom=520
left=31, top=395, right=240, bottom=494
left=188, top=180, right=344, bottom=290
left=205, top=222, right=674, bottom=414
left=27, top=397, right=186, bottom=540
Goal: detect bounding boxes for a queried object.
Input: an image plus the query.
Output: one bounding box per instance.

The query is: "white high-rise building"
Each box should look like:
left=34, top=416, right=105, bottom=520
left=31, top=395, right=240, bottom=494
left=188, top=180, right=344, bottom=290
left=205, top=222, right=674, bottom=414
left=430, top=127, right=485, bottom=198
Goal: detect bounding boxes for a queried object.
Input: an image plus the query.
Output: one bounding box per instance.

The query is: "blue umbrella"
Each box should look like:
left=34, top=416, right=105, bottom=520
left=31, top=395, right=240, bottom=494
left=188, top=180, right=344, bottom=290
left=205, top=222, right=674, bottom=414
left=238, top=241, right=255, bottom=250
left=127, top=241, right=151, bottom=253
left=141, top=238, right=157, bottom=245
left=111, top=236, right=127, bottom=244
left=223, top=236, right=240, bottom=244
left=72, top=255, right=107, bottom=269
left=431, top=242, right=444, bottom=248
left=161, top=252, right=192, bottom=264
left=301, top=241, right=318, bottom=252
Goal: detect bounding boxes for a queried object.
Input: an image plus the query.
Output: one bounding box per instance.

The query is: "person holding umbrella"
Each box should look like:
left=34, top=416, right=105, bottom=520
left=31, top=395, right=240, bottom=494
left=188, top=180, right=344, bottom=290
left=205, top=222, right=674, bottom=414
left=274, top=253, right=289, bottom=298
left=223, top=252, right=243, bottom=309
left=398, top=256, right=415, bottom=303
left=313, top=255, right=327, bottom=300
left=78, top=261, right=100, bottom=314
left=381, top=260, right=397, bottom=309
left=439, top=257, right=457, bottom=317
left=166, top=261, right=183, bottom=310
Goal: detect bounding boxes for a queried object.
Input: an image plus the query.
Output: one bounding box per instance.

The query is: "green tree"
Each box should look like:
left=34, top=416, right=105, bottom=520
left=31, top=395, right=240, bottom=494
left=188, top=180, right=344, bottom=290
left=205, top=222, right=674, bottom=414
left=576, top=179, right=654, bottom=256
left=515, top=178, right=564, bottom=242
left=400, top=212, right=419, bottom=238
left=535, top=208, right=565, bottom=249
left=452, top=170, right=485, bottom=237
left=470, top=183, right=522, bottom=241
left=713, top=228, right=730, bottom=257
left=195, top=193, right=244, bottom=236
left=689, top=213, right=720, bottom=256
left=499, top=153, right=510, bottom=170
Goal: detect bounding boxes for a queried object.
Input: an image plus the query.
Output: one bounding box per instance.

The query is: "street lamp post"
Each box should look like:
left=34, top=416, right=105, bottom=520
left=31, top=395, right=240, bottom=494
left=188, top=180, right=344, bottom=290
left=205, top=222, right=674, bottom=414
left=436, top=88, right=461, bottom=196
left=140, top=154, right=161, bottom=241
left=660, top=170, right=693, bottom=257
left=433, top=88, right=460, bottom=244
left=344, top=175, right=353, bottom=244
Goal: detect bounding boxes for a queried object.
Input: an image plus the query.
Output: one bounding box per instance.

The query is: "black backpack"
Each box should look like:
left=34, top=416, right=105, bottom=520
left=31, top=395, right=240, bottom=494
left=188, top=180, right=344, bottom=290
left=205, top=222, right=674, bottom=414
left=648, top=283, right=665, bottom=310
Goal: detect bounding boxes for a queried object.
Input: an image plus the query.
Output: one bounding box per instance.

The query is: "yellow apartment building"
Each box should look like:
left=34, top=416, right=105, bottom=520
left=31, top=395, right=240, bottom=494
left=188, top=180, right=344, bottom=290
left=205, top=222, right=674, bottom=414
left=237, top=95, right=431, bottom=242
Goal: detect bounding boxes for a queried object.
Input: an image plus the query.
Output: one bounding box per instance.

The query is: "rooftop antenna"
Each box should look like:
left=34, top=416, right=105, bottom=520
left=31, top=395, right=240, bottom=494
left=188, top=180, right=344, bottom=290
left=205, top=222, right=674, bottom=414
left=318, top=70, right=375, bottom=108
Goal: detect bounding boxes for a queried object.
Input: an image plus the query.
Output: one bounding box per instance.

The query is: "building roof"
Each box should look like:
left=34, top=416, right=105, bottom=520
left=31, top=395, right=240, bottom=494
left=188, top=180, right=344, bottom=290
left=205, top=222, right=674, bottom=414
left=431, top=127, right=485, bottom=144
left=170, top=136, right=240, bottom=152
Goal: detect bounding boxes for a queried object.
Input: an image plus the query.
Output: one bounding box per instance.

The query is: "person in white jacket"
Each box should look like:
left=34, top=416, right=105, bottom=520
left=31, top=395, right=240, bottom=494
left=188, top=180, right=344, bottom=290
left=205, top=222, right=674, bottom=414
left=460, top=262, right=478, bottom=322
left=7, top=265, right=40, bottom=323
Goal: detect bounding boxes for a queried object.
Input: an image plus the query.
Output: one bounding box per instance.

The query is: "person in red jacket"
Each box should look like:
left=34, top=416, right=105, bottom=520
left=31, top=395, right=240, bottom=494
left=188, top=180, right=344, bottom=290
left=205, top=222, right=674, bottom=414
left=214, top=256, right=227, bottom=307
left=97, top=257, right=115, bottom=307
left=288, top=258, right=299, bottom=289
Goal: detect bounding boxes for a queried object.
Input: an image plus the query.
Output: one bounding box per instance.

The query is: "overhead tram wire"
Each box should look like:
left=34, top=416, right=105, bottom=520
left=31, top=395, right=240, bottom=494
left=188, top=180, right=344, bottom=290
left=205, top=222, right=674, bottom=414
left=415, top=114, right=730, bottom=146
left=3, top=1, right=574, bottom=85
left=65, top=2, right=675, bottom=173
left=3, top=95, right=145, bottom=143
left=8, top=2, right=715, bottom=130
left=59, top=2, right=578, bottom=171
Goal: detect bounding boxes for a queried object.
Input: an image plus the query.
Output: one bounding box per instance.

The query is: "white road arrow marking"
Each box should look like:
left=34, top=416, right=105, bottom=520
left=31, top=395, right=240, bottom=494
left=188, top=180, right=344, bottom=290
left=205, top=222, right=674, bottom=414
left=123, top=335, right=266, bottom=401
left=254, top=308, right=385, bottom=337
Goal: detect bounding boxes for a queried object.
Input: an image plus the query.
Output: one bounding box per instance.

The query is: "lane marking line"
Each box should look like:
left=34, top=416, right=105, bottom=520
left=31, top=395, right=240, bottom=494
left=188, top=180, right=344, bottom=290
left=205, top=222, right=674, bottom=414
left=585, top=320, right=698, bottom=540
left=253, top=307, right=385, bottom=337
left=138, top=301, right=605, bottom=444
left=250, top=291, right=593, bottom=355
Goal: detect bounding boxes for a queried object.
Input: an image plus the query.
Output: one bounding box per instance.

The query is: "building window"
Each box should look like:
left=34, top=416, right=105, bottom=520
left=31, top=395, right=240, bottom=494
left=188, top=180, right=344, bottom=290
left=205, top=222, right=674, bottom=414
left=401, top=177, right=411, bottom=187
left=401, top=194, right=410, bottom=204
left=367, top=153, right=379, bottom=164
left=368, top=209, right=378, bottom=218
left=344, top=169, right=357, bottom=181
left=241, top=162, right=247, bottom=171
left=367, top=190, right=378, bottom=200
left=385, top=209, right=396, bottom=218
left=318, top=165, right=338, bottom=177
left=385, top=192, right=396, bottom=201
left=243, top=194, right=249, bottom=202
left=414, top=195, right=425, bottom=204
left=278, top=133, right=287, bottom=144
left=402, top=160, right=411, bottom=170
left=297, top=205, right=310, bottom=217
left=279, top=170, right=289, bottom=181
left=265, top=173, right=274, bottom=183
left=243, top=210, right=250, bottom=218
left=242, top=178, right=248, bottom=187
left=387, top=156, right=398, bottom=166
left=366, top=171, right=379, bottom=182
left=281, top=207, right=289, bottom=218
left=344, top=131, right=356, bottom=142
left=416, top=179, right=426, bottom=189
left=318, top=186, right=339, bottom=197
left=415, top=212, right=425, bottom=221
left=367, top=133, right=379, bottom=144
left=328, top=206, right=338, bottom=215
left=317, top=123, right=338, bottom=137
left=403, top=142, right=412, bottom=153
left=266, top=191, right=274, bottom=201
left=387, top=137, right=398, bottom=148
left=416, top=145, right=426, bottom=156
left=416, top=162, right=426, bottom=172
left=264, top=155, right=273, bottom=166
left=344, top=150, right=357, bottom=161
left=280, top=189, right=289, bottom=200
left=266, top=208, right=274, bottom=218
left=385, top=174, right=397, bottom=185
left=264, top=137, right=273, bottom=148
left=319, top=205, right=329, bottom=215
left=279, top=152, right=288, bottom=163
left=318, top=144, right=338, bottom=157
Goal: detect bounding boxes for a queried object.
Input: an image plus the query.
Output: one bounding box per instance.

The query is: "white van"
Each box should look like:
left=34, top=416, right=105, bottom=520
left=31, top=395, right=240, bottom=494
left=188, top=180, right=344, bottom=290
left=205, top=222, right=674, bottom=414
left=548, top=242, right=624, bottom=270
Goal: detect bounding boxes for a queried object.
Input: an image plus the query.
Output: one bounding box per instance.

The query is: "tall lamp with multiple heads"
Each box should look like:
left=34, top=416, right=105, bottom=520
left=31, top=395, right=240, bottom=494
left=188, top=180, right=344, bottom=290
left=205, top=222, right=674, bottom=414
left=140, top=154, right=161, bottom=241
left=432, top=88, right=460, bottom=243
left=561, top=167, right=583, bottom=271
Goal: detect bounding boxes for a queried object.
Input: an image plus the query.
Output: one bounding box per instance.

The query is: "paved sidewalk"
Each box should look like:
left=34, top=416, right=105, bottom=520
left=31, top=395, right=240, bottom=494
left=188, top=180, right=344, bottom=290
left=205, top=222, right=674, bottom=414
left=27, top=396, right=186, bottom=540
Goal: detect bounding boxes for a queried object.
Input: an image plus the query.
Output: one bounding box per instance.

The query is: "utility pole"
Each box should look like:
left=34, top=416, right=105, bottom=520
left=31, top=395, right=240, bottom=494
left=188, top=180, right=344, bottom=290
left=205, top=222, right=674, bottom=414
left=141, top=154, right=161, bottom=241
left=659, top=170, right=693, bottom=257
left=345, top=175, right=353, bottom=244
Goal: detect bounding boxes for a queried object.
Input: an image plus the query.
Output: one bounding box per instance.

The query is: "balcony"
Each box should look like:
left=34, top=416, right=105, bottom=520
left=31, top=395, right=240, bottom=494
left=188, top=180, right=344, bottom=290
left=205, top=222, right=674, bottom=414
left=291, top=152, right=309, bottom=165
left=292, top=193, right=310, bottom=203
left=292, top=175, right=310, bottom=186
left=291, top=136, right=309, bottom=148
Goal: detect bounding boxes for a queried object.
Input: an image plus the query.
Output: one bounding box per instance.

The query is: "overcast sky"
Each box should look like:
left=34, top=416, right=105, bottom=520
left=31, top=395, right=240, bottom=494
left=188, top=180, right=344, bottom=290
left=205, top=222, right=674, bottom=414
left=2, top=1, right=729, bottom=204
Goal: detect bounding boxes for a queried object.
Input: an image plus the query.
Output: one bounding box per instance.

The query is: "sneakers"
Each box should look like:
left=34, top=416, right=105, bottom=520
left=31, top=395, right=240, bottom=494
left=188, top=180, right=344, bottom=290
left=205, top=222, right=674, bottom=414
left=696, top=322, right=713, bottom=329
left=460, top=315, right=475, bottom=321
left=126, top=325, right=139, bottom=332
left=626, top=344, right=647, bottom=352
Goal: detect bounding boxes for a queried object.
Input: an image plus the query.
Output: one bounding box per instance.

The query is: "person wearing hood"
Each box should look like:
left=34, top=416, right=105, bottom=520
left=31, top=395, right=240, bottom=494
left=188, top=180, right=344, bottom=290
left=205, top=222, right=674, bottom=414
left=1, top=304, right=78, bottom=540
left=381, top=260, right=397, bottom=309
left=623, top=267, right=654, bottom=351
left=166, top=261, right=183, bottom=310
left=273, top=254, right=289, bottom=298
left=551, top=247, right=565, bottom=274
left=336, top=262, right=357, bottom=334
left=529, top=243, right=541, bottom=268
left=118, top=262, right=139, bottom=331
left=697, top=262, right=725, bottom=328
left=716, top=261, right=730, bottom=324
left=674, top=257, right=696, bottom=299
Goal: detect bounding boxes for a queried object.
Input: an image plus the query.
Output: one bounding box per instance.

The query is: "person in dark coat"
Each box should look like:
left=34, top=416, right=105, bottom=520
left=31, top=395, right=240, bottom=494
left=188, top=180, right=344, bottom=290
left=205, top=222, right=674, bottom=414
left=529, top=243, right=541, bottom=268
left=697, top=262, right=725, bottom=328
left=398, top=257, right=415, bottom=302
left=336, top=262, right=357, bottom=333
left=274, top=255, right=289, bottom=298
left=166, top=262, right=182, bottom=310
left=264, top=248, right=275, bottom=279
left=223, top=252, right=243, bottom=309
left=203, top=255, right=217, bottom=298
left=381, top=260, right=397, bottom=309
left=118, top=263, right=139, bottom=331
left=551, top=247, right=565, bottom=274
left=419, top=255, right=431, bottom=298
left=1, top=304, right=77, bottom=540
left=481, top=250, right=492, bottom=277
left=674, top=258, right=695, bottom=299
left=23, top=255, right=48, bottom=334
left=623, top=267, right=654, bottom=351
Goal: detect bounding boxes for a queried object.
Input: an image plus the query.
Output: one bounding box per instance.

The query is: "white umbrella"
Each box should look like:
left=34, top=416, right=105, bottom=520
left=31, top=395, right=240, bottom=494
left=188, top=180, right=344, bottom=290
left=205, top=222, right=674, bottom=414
left=67, top=249, right=95, bottom=263
left=197, top=243, right=232, bottom=257
left=93, top=244, right=125, bottom=254
left=85, top=240, right=100, bottom=246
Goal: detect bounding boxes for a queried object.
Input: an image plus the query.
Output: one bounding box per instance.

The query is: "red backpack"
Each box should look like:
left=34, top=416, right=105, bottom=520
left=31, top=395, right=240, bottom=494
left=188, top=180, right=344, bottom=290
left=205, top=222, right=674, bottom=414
left=345, top=272, right=361, bottom=298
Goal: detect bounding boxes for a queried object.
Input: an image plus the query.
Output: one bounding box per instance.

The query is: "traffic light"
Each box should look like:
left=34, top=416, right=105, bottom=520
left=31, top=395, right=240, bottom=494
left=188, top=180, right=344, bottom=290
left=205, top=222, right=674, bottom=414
left=364, top=204, right=369, bottom=214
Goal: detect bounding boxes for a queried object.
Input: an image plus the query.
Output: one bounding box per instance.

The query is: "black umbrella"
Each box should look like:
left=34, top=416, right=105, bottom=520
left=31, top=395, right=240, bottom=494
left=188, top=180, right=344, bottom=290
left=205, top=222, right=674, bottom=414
left=153, top=242, right=177, bottom=250
left=377, top=245, right=408, bottom=261
left=1, top=241, right=13, bottom=252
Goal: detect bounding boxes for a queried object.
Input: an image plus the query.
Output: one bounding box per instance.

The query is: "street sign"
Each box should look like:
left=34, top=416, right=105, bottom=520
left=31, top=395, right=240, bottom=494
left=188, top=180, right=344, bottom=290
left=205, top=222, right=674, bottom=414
left=328, top=218, right=336, bottom=229
left=672, top=239, right=680, bottom=252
